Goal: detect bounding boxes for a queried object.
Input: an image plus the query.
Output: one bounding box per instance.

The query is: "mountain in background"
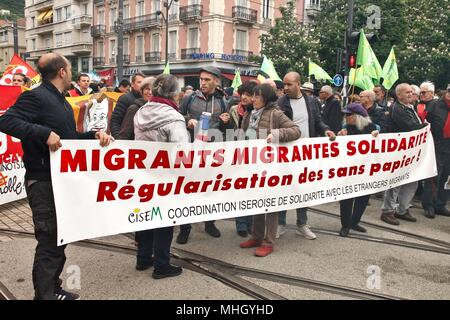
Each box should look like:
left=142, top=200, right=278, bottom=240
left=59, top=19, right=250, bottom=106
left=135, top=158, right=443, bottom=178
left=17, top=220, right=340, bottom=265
left=0, top=0, right=25, bottom=19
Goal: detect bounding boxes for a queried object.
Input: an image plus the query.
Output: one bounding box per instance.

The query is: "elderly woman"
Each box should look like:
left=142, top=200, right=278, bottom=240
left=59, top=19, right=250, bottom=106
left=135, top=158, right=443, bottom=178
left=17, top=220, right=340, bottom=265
left=133, top=74, right=189, bottom=279
left=239, top=83, right=301, bottom=257
left=338, top=103, right=379, bottom=237
left=118, top=77, right=155, bottom=140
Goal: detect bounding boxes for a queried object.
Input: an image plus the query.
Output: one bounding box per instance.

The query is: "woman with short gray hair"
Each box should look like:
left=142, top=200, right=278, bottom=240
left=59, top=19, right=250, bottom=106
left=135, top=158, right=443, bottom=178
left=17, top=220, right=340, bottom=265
left=133, top=74, right=189, bottom=279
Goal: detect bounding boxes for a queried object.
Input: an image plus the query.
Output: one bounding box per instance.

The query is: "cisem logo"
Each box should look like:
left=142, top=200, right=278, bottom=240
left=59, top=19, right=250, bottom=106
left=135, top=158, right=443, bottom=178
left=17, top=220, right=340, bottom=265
left=128, top=207, right=163, bottom=224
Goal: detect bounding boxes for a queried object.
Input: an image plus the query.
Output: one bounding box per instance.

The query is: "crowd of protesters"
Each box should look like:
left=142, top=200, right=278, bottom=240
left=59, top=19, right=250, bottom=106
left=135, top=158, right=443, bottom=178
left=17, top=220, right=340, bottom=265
left=0, top=52, right=449, bottom=300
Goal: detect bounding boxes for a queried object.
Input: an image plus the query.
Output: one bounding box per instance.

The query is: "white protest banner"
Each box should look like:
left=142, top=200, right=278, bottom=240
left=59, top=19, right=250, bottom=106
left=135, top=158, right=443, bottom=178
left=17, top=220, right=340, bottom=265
left=0, top=132, right=26, bottom=205
left=51, top=127, right=436, bottom=245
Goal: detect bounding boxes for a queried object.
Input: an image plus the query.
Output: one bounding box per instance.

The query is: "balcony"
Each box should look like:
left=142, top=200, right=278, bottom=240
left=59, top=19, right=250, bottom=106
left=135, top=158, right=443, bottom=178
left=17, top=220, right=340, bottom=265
left=28, top=48, right=53, bottom=60
left=94, top=0, right=104, bottom=5
left=122, top=13, right=160, bottom=32
left=72, top=15, right=93, bottom=29
left=168, top=53, right=176, bottom=61
left=123, top=54, right=130, bottom=64
left=179, top=5, right=203, bottom=23
left=71, top=42, right=93, bottom=55
left=232, top=6, right=257, bottom=25
left=135, top=55, right=143, bottom=63
left=181, top=48, right=200, bottom=60
left=305, top=3, right=320, bottom=17
left=109, top=57, right=116, bottom=64
left=91, top=25, right=106, bottom=37
left=32, top=0, right=53, bottom=11
left=93, top=57, right=105, bottom=66
left=31, top=22, right=54, bottom=35
left=145, top=51, right=161, bottom=62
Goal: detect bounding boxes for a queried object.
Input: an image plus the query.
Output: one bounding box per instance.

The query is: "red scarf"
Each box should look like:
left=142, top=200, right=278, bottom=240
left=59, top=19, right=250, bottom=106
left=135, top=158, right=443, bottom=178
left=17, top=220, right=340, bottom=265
left=237, top=103, right=246, bottom=117
left=443, top=96, right=450, bottom=138
left=150, top=96, right=179, bottom=111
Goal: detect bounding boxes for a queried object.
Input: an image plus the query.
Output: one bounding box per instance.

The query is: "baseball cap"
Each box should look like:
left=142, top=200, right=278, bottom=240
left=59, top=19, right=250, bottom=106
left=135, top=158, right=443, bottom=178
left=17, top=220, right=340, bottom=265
left=342, top=103, right=369, bottom=117
left=200, top=66, right=222, bottom=79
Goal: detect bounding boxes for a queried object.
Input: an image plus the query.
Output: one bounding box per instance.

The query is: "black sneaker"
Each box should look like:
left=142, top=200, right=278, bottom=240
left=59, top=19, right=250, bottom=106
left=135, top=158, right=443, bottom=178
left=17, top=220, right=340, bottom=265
left=152, top=265, right=183, bottom=280
left=54, top=288, right=80, bottom=300
left=176, top=229, right=190, bottom=244
left=237, top=230, right=248, bottom=238
left=395, top=210, right=417, bottom=222
left=205, top=223, right=221, bottom=238
left=351, top=224, right=367, bottom=233
left=339, top=227, right=350, bottom=237
left=136, top=259, right=153, bottom=271
left=435, top=208, right=450, bottom=217
left=424, top=208, right=435, bottom=219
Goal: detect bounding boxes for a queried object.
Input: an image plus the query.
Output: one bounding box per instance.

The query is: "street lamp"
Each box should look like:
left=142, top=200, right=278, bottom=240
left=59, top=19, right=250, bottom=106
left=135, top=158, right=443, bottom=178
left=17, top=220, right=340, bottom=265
left=157, top=0, right=179, bottom=65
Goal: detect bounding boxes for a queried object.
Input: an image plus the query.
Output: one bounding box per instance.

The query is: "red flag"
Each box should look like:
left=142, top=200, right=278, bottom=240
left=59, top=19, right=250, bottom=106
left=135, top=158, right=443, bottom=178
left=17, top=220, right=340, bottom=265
left=0, top=54, right=40, bottom=86
left=97, top=68, right=115, bottom=86
left=0, top=85, right=24, bottom=116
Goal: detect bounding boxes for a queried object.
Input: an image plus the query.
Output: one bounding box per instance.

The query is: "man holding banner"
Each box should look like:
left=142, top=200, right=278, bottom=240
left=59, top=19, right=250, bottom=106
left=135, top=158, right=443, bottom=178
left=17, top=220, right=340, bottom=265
left=0, top=53, right=113, bottom=300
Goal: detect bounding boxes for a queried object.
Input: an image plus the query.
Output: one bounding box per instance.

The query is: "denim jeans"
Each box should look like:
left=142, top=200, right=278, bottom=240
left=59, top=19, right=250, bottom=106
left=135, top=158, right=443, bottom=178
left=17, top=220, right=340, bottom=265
left=235, top=216, right=252, bottom=232
left=26, top=180, right=66, bottom=300
left=136, top=226, right=174, bottom=270
left=278, top=208, right=308, bottom=226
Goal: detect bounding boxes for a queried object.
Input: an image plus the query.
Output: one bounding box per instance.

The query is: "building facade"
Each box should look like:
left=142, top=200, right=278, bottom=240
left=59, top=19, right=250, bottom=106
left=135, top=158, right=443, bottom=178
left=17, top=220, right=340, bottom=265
left=0, top=19, right=27, bottom=72
left=302, top=0, right=320, bottom=25
left=91, top=0, right=306, bottom=88
left=24, top=0, right=94, bottom=75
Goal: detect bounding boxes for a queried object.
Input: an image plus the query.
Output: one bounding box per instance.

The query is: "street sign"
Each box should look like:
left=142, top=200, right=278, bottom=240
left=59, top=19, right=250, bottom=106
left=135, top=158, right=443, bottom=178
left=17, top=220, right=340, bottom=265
left=333, top=74, right=344, bottom=87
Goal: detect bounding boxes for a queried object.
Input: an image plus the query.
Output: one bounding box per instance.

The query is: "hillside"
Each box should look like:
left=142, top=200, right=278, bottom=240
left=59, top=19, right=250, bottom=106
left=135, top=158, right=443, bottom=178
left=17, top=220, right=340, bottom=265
left=0, top=0, right=25, bottom=19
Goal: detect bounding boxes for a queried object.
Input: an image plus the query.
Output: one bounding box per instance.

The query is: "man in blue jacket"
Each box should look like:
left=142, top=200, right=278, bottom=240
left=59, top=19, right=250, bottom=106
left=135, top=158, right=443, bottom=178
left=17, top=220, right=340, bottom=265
left=0, top=53, right=112, bottom=300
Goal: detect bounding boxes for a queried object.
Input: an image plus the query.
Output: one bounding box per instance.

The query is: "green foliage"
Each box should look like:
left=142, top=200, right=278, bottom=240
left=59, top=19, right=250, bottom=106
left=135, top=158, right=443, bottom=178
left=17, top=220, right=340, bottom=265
left=0, top=0, right=25, bottom=19
left=260, top=1, right=316, bottom=78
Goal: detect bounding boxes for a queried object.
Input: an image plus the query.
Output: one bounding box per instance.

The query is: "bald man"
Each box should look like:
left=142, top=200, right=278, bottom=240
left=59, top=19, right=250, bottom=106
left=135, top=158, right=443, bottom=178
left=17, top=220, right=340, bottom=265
left=276, top=72, right=335, bottom=240
left=0, top=53, right=112, bottom=300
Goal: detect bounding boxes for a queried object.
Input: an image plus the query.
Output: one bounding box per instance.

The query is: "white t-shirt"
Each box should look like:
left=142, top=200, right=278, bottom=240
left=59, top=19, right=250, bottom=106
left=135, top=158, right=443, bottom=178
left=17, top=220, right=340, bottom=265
left=291, top=97, right=310, bottom=138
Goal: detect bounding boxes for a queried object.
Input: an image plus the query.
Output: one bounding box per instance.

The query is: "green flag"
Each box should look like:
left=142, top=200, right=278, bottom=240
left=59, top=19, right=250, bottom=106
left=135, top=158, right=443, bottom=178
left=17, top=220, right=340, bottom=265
left=231, top=69, right=242, bottom=90
left=381, top=47, right=399, bottom=90
left=349, top=67, right=374, bottom=90
left=308, top=59, right=332, bottom=82
left=257, top=55, right=282, bottom=82
left=356, top=29, right=382, bottom=83
left=163, top=62, right=170, bottom=75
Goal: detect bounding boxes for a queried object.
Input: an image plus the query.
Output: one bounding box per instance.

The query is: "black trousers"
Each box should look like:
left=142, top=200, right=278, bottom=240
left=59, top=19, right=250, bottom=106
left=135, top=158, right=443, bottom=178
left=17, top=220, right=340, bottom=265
left=25, top=181, right=66, bottom=300
left=422, top=151, right=450, bottom=211
left=180, top=220, right=216, bottom=232
left=135, top=226, right=174, bottom=270
left=340, top=195, right=370, bottom=228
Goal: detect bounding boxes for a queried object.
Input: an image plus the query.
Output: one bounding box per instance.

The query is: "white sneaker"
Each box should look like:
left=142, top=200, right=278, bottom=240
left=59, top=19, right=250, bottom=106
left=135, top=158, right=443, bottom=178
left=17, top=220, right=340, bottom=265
left=276, top=225, right=287, bottom=239
left=296, top=225, right=316, bottom=240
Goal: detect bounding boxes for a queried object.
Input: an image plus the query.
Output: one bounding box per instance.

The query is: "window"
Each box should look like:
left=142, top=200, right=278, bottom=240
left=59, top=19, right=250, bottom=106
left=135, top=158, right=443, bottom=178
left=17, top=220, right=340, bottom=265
left=110, top=8, right=117, bottom=31
left=31, top=17, right=35, bottom=28
left=137, top=1, right=145, bottom=16
left=110, top=39, right=116, bottom=58
left=82, top=3, right=88, bottom=15
left=188, top=28, right=198, bottom=48
left=236, top=29, right=247, bottom=50
left=56, top=8, right=62, bottom=22
left=45, top=38, right=51, bottom=48
left=98, top=9, right=105, bottom=25
left=136, top=35, right=144, bottom=60
left=152, top=33, right=159, bottom=51
left=97, top=41, right=104, bottom=57
left=237, top=0, right=247, bottom=7
left=64, top=32, right=72, bottom=45
left=123, top=4, right=130, bottom=19
left=262, top=0, right=270, bottom=19
left=31, top=39, right=36, bottom=50
left=55, top=33, right=63, bottom=47
left=81, top=57, right=89, bottom=73
left=153, top=0, right=160, bottom=12
left=168, top=31, right=177, bottom=56
left=64, top=6, right=72, bottom=20
left=169, top=2, right=178, bottom=20
left=123, top=38, right=129, bottom=55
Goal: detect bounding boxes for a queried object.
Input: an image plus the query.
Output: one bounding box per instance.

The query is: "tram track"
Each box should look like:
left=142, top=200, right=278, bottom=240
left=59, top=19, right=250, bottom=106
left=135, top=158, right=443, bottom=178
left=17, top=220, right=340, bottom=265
left=0, top=228, right=403, bottom=300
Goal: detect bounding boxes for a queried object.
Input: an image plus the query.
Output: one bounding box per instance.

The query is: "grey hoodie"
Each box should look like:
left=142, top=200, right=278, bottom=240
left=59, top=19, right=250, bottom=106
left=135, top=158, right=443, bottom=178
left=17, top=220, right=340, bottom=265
left=134, top=102, right=190, bottom=143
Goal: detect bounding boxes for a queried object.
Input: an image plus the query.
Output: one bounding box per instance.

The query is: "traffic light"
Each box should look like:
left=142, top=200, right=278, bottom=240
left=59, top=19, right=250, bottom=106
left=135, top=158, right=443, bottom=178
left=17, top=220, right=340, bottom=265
left=349, top=54, right=356, bottom=68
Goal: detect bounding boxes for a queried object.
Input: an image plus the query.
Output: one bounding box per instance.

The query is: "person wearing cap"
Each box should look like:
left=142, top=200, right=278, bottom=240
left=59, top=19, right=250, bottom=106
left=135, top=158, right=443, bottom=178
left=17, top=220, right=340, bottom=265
left=178, top=66, right=233, bottom=244
left=276, top=72, right=335, bottom=241
left=337, top=103, right=379, bottom=237
left=300, top=82, right=315, bottom=97
left=319, top=85, right=343, bottom=134
left=380, top=83, right=427, bottom=226
left=421, top=84, right=450, bottom=218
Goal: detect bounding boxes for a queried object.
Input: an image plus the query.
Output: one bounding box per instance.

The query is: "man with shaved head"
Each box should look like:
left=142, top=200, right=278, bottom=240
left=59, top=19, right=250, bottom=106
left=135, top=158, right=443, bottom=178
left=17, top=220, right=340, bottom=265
left=380, top=83, right=427, bottom=226
left=0, top=53, right=112, bottom=300
left=276, top=72, right=336, bottom=240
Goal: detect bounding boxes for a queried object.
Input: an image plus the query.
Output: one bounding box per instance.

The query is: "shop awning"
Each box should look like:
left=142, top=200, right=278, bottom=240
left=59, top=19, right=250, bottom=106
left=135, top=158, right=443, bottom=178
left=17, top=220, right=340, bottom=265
left=43, top=10, right=53, bottom=21
left=37, top=11, right=48, bottom=22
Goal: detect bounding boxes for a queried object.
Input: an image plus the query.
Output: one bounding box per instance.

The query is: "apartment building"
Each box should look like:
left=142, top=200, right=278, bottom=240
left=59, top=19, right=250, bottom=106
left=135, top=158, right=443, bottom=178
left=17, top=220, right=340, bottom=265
left=91, top=0, right=307, bottom=88
left=24, top=0, right=94, bottom=74
left=302, top=0, right=320, bottom=25
left=0, top=19, right=27, bottom=72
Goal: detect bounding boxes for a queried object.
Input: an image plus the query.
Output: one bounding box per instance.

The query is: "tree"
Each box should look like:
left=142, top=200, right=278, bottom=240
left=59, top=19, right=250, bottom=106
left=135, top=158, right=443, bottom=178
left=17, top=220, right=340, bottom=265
left=260, top=1, right=316, bottom=77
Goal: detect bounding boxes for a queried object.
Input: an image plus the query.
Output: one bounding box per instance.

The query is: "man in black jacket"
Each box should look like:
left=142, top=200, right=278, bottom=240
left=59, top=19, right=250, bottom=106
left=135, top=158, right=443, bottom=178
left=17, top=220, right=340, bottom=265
left=109, top=72, right=145, bottom=138
left=0, top=53, right=112, bottom=300
left=360, top=90, right=387, bottom=131
left=380, top=83, right=427, bottom=225
left=276, top=72, right=335, bottom=240
left=319, top=85, right=343, bottom=134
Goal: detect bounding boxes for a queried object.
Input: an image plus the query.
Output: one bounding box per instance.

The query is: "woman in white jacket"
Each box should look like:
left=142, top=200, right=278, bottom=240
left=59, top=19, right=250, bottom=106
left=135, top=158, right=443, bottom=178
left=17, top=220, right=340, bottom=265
left=133, top=74, right=189, bottom=279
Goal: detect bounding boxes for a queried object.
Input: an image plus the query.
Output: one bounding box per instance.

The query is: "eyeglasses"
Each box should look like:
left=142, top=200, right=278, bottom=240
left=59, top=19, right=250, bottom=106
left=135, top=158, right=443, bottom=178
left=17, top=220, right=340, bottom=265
left=420, top=91, right=430, bottom=95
